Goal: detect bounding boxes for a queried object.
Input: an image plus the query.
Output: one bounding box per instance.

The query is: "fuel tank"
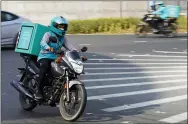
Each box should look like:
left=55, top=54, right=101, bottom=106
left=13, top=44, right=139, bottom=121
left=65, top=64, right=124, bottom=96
left=51, top=62, right=65, bottom=77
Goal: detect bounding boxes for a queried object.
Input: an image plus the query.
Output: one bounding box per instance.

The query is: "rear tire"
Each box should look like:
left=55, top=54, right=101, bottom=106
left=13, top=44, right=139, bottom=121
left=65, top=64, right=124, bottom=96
left=164, top=23, right=178, bottom=38
left=59, top=84, right=87, bottom=121
left=19, top=77, right=37, bottom=111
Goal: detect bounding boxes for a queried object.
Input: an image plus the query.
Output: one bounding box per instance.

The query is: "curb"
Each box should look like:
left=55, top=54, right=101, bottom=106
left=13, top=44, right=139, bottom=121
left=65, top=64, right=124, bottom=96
left=66, top=32, right=187, bottom=36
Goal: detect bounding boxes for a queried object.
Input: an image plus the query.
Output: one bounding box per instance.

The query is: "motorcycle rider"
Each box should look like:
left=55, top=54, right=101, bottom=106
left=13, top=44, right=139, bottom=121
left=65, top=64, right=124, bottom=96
left=35, top=16, right=77, bottom=99
left=151, top=1, right=167, bottom=32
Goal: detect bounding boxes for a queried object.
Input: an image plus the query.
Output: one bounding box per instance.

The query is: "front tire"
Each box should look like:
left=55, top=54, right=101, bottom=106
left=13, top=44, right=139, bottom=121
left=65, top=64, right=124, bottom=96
left=59, top=84, right=87, bottom=121
left=135, top=24, right=149, bottom=38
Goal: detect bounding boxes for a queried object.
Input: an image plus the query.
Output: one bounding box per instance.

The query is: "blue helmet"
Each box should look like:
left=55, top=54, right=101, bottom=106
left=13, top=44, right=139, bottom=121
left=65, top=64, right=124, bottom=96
left=49, top=16, right=68, bottom=36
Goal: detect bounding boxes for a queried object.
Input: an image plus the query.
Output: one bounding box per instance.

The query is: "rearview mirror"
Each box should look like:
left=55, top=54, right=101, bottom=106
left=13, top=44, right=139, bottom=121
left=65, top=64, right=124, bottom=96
left=81, top=46, right=88, bottom=52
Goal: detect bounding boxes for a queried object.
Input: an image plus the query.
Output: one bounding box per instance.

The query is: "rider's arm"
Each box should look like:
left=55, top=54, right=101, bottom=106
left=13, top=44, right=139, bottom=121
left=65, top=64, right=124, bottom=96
left=40, top=32, right=51, bottom=50
left=152, top=7, right=165, bottom=15
left=62, top=36, right=77, bottom=51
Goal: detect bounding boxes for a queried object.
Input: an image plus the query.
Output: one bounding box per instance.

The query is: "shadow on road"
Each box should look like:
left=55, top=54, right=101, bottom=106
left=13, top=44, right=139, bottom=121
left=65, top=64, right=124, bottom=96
left=137, top=33, right=187, bottom=39
left=2, top=50, right=161, bottom=123
left=1, top=47, right=15, bottom=51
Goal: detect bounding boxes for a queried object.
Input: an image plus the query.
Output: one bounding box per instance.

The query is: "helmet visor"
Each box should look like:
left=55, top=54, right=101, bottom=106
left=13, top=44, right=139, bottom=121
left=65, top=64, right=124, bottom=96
left=57, top=24, right=68, bottom=31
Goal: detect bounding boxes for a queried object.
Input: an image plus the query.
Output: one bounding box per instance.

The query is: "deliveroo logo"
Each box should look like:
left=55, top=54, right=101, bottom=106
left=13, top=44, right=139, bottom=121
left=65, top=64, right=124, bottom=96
left=18, top=27, right=33, bottom=49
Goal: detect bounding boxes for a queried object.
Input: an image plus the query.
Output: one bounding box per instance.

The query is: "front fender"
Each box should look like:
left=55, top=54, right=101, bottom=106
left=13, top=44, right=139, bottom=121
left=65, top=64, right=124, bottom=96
left=69, top=80, right=84, bottom=88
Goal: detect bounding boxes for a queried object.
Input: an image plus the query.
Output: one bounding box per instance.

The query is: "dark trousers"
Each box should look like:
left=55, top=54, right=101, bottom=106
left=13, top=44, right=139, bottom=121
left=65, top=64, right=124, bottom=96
left=38, top=58, right=53, bottom=92
left=151, top=17, right=164, bottom=30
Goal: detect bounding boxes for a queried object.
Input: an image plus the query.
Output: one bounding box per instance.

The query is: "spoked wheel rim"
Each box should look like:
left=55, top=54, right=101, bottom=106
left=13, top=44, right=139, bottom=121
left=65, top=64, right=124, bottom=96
left=63, top=90, right=82, bottom=115
left=59, top=84, right=87, bottom=121
left=135, top=25, right=148, bottom=37
left=165, top=24, right=178, bottom=37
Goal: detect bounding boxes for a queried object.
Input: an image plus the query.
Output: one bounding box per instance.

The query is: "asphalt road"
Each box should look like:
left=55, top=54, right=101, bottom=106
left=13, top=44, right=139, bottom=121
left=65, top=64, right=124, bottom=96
left=1, top=34, right=187, bottom=124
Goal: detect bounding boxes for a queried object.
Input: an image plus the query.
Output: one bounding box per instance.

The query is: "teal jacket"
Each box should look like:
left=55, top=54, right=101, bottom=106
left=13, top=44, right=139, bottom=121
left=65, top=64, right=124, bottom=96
left=37, top=31, right=76, bottom=61
left=152, top=6, right=167, bottom=19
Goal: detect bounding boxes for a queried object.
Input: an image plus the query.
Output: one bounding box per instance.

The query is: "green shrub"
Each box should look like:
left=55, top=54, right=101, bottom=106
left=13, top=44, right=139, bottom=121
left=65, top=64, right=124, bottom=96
left=67, top=16, right=186, bottom=34
left=178, top=15, right=187, bottom=30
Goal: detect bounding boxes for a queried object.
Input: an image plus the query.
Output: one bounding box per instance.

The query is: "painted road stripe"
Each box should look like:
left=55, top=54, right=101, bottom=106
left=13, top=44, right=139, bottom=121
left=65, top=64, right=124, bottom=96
left=81, top=74, right=187, bottom=82
left=134, top=41, right=148, bottom=43
left=79, top=44, right=91, bottom=46
left=85, top=70, right=187, bottom=76
left=85, top=66, right=187, bottom=70
left=159, top=112, right=187, bottom=123
left=117, top=54, right=187, bottom=58
left=180, top=39, right=187, bottom=41
left=84, top=63, right=186, bottom=65
left=86, top=79, right=187, bottom=90
left=87, top=85, right=187, bottom=100
left=88, top=58, right=187, bottom=61
left=102, top=95, right=187, bottom=112
left=153, top=50, right=187, bottom=54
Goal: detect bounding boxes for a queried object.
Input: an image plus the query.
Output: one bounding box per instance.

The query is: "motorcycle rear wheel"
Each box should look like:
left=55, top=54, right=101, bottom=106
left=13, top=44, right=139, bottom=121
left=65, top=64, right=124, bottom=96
left=19, top=77, right=37, bottom=111
left=164, top=23, right=178, bottom=38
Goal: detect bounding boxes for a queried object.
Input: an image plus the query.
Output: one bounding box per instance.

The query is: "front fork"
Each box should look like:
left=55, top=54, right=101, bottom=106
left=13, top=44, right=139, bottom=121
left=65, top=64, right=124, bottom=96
left=65, top=70, right=70, bottom=102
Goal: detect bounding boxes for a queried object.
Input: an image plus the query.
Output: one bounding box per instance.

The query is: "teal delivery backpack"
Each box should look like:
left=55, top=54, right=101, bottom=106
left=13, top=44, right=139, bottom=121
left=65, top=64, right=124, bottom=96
left=164, top=5, right=181, bottom=18
left=15, top=23, right=50, bottom=56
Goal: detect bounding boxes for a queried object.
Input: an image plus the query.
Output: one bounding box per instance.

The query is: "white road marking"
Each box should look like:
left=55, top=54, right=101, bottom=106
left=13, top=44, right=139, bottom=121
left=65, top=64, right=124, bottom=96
left=102, top=95, right=187, bottom=112
left=79, top=44, right=91, bottom=46
left=85, top=70, right=186, bottom=76
left=81, top=74, right=186, bottom=82
left=87, top=85, right=187, bottom=100
left=88, top=58, right=187, bottom=61
left=86, top=113, right=93, bottom=115
left=122, top=121, right=131, bottom=123
left=180, top=39, right=187, bottom=41
left=85, top=66, right=187, bottom=70
left=134, top=41, right=148, bottom=43
left=155, top=111, right=166, bottom=114
left=85, top=79, right=187, bottom=90
left=153, top=50, right=187, bottom=54
left=84, top=62, right=186, bottom=65
left=16, top=75, right=21, bottom=77
left=159, top=112, right=187, bottom=123
left=173, top=48, right=178, bottom=49
left=117, top=54, right=187, bottom=58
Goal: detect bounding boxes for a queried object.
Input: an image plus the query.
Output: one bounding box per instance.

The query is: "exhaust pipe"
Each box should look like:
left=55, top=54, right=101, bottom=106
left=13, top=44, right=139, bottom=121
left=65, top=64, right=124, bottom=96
left=10, top=80, right=34, bottom=99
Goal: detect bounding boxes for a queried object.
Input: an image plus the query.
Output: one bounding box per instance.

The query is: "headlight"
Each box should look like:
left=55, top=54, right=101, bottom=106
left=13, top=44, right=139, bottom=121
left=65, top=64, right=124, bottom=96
left=71, top=62, right=83, bottom=74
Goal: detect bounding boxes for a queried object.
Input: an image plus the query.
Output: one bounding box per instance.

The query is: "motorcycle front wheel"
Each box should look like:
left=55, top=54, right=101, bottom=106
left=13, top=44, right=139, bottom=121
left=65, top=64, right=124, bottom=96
left=135, top=24, right=149, bottom=38
left=59, top=84, right=87, bottom=121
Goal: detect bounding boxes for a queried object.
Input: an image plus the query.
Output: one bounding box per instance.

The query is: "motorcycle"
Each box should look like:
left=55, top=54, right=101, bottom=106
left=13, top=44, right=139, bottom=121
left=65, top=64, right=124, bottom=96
left=10, top=37, right=88, bottom=121
left=135, top=14, right=178, bottom=37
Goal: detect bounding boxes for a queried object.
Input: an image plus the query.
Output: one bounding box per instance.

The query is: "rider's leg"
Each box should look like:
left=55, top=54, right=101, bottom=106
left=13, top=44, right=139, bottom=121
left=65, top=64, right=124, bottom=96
left=35, top=58, right=51, bottom=99
left=151, top=17, right=160, bottom=32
